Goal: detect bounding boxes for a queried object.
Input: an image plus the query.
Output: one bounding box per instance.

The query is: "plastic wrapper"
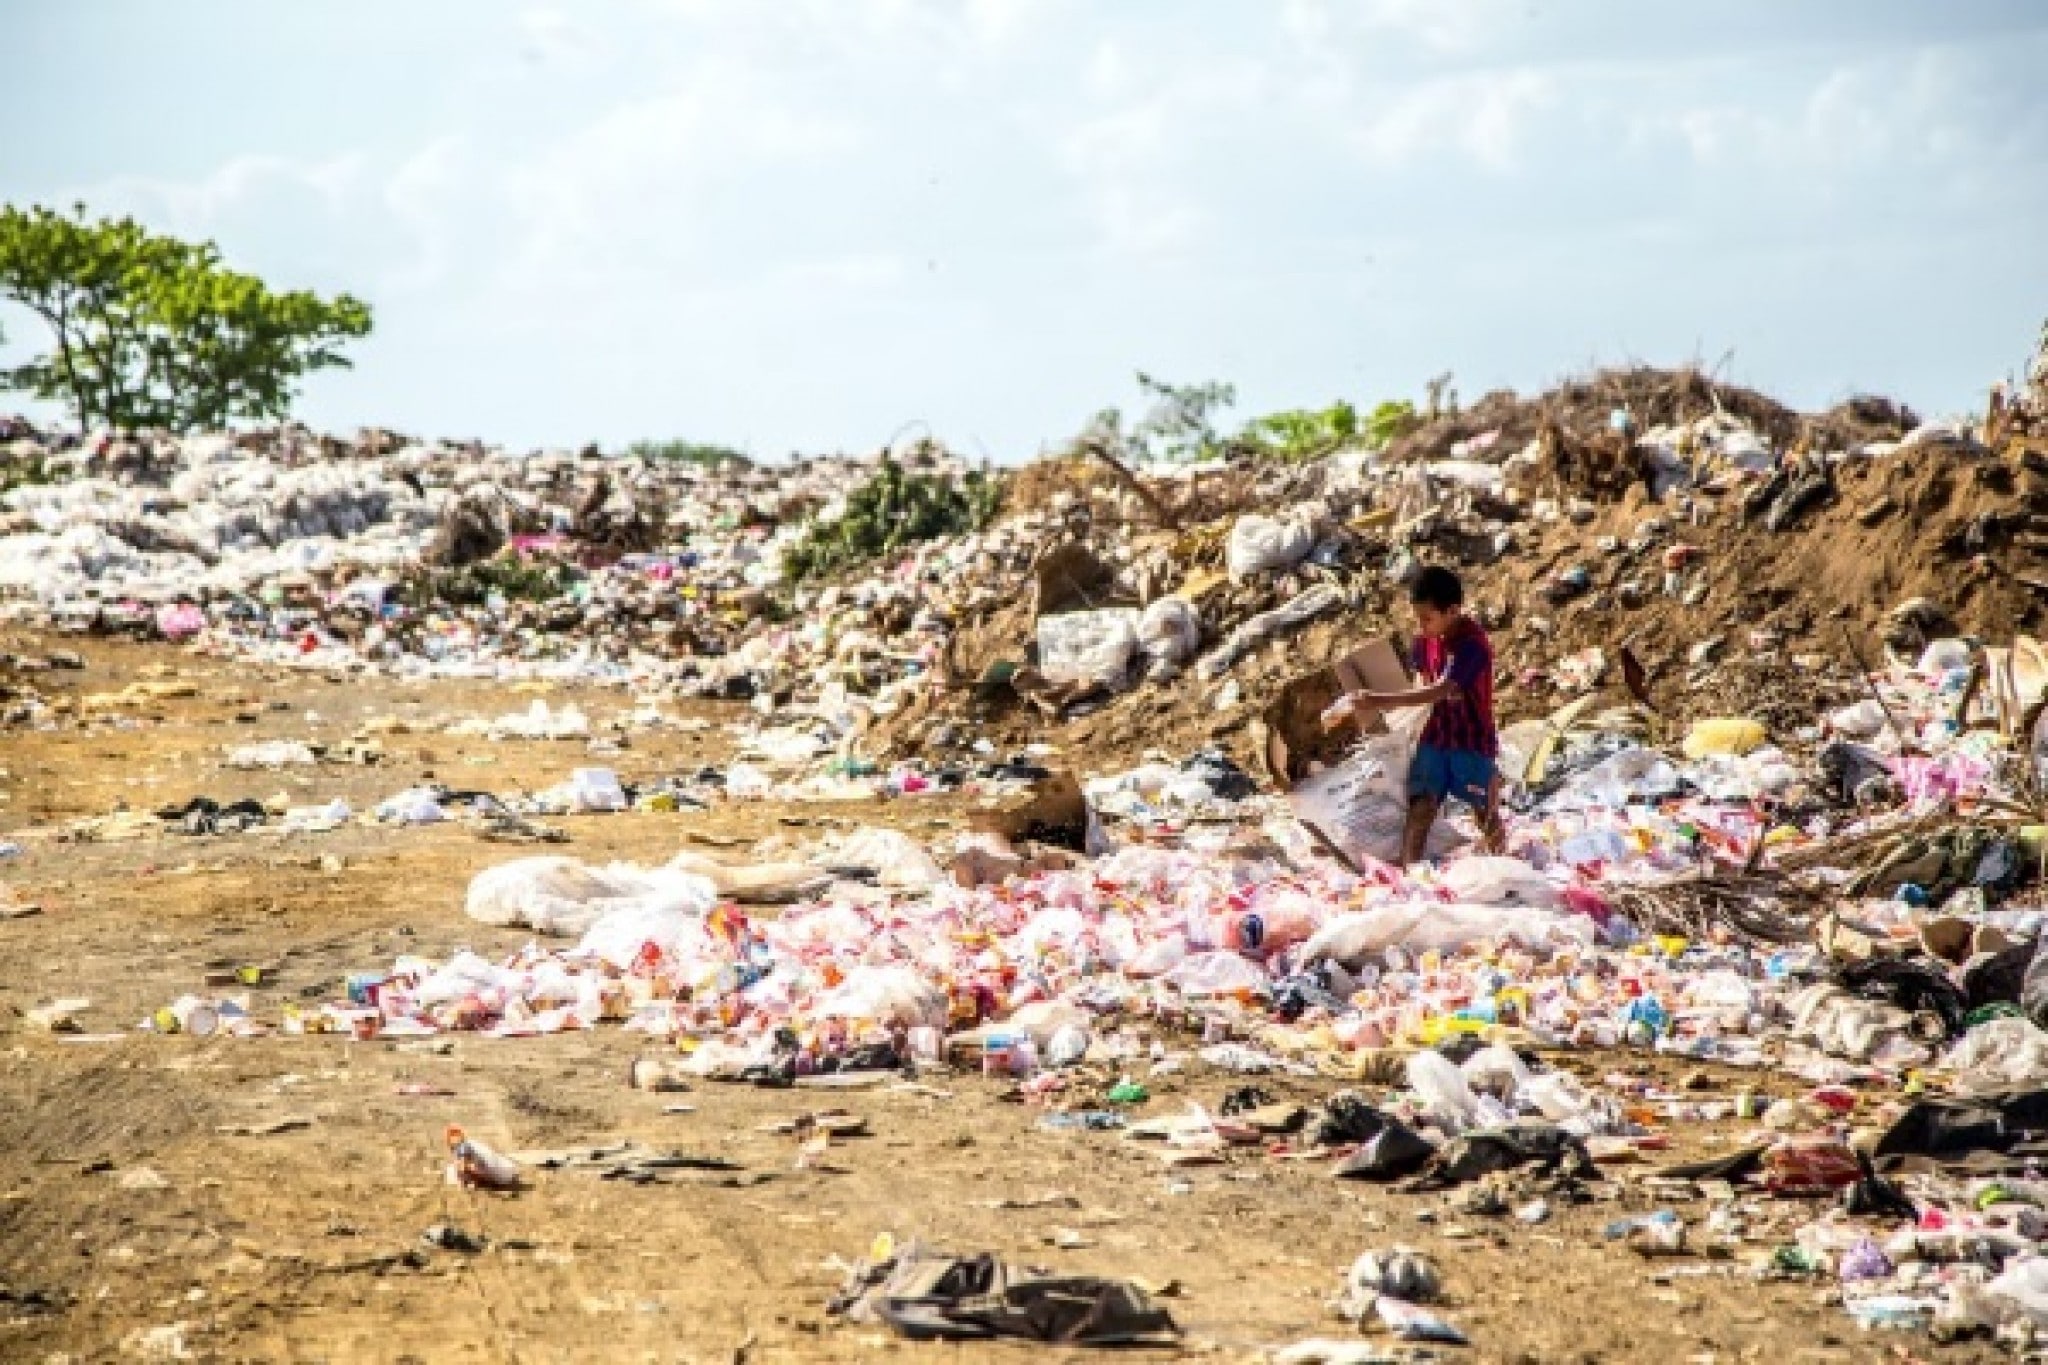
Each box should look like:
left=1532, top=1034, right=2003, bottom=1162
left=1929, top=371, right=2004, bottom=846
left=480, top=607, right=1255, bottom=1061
left=1299, top=902, right=1596, bottom=967
left=1944, top=1016, right=2048, bottom=1094
left=1437, top=856, right=1562, bottom=910
left=1160, top=950, right=1270, bottom=998
left=810, top=964, right=947, bottom=1029
left=464, top=856, right=716, bottom=941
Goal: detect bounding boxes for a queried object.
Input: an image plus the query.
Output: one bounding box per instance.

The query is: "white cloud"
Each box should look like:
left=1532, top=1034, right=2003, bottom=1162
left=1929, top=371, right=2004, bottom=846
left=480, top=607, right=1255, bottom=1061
left=1283, top=0, right=1493, bottom=56
left=1349, top=69, right=1557, bottom=169
left=13, top=0, right=2045, bottom=448
left=76, top=152, right=366, bottom=241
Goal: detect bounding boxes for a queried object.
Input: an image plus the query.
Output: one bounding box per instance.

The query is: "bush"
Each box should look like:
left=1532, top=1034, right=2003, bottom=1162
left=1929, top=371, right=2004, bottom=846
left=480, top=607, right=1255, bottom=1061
left=782, top=460, right=1003, bottom=583
left=401, top=554, right=581, bottom=608
left=1236, top=399, right=1420, bottom=462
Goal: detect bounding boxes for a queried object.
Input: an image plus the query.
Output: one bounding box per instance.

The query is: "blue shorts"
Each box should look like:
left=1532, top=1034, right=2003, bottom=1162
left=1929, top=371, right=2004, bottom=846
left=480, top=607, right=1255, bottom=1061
left=1408, top=744, right=1496, bottom=809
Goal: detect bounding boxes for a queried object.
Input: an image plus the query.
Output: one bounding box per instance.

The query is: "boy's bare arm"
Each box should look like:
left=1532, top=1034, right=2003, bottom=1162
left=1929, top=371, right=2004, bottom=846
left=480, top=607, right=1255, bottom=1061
left=1321, top=680, right=1458, bottom=730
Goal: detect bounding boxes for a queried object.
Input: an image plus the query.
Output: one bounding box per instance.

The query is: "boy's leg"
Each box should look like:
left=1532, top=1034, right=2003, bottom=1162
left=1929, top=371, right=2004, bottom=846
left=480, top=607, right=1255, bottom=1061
left=1403, top=744, right=1450, bottom=868
left=1444, top=752, right=1503, bottom=855
left=1401, top=795, right=1439, bottom=867
left=1476, top=772, right=1505, bottom=854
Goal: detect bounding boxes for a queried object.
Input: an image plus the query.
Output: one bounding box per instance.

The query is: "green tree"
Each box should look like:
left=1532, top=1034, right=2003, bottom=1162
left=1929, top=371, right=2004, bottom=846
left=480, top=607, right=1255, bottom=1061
left=0, top=203, right=371, bottom=431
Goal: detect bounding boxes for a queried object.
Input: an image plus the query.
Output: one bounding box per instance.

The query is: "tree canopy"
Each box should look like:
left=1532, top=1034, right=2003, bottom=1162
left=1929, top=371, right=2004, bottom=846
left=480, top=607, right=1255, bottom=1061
left=0, top=203, right=371, bottom=431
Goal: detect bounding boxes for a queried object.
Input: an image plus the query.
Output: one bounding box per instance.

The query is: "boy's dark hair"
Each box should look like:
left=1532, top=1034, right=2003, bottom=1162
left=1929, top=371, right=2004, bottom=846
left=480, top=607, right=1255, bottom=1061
left=1409, top=565, right=1464, bottom=609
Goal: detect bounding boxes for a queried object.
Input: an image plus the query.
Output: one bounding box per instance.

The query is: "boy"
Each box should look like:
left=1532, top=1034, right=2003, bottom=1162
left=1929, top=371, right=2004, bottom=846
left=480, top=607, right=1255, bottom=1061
left=1321, top=565, right=1503, bottom=864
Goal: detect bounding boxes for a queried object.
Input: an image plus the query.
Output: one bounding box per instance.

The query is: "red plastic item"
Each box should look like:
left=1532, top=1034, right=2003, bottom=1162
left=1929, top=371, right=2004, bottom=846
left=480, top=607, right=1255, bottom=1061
left=1762, top=1136, right=1860, bottom=1195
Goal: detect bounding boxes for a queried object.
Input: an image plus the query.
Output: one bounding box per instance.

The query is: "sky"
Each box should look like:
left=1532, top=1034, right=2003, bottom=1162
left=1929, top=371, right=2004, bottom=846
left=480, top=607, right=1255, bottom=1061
left=3, top=0, right=2047, bottom=460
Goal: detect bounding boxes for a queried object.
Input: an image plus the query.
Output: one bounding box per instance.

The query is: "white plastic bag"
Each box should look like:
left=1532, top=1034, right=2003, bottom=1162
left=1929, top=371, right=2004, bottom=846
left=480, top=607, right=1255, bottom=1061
left=828, top=827, right=943, bottom=890
left=1460, top=1042, right=1533, bottom=1098
left=1137, top=597, right=1201, bottom=668
left=1226, top=513, right=1314, bottom=580
left=1161, top=950, right=1270, bottom=998
left=1288, top=707, right=1463, bottom=866
left=1407, top=1050, right=1482, bottom=1127
left=1827, top=698, right=1888, bottom=739
left=1943, top=1017, right=2048, bottom=1095
left=465, top=856, right=716, bottom=941
left=375, top=788, right=446, bottom=824
left=1981, top=1256, right=2048, bottom=1326
left=810, top=964, right=947, bottom=1030
left=1299, top=902, right=1596, bottom=966
left=1438, top=856, right=1562, bottom=910
left=577, top=897, right=719, bottom=970
left=1037, top=608, right=1141, bottom=688
left=566, top=767, right=627, bottom=813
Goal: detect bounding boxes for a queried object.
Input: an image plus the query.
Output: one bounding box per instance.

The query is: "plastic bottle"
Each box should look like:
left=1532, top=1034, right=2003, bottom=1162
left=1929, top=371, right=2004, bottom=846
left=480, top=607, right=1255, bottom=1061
left=1218, top=905, right=1314, bottom=956
left=445, top=1126, right=523, bottom=1190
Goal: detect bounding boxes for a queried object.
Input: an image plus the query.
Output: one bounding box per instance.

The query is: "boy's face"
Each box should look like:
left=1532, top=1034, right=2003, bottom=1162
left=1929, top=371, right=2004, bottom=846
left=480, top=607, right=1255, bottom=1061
left=1411, top=600, right=1457, bottom=638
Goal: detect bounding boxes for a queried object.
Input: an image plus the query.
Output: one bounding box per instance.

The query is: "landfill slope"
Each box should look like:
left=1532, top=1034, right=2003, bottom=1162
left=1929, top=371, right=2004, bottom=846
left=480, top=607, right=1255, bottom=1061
left=906, top=378, right=2032, bottom=772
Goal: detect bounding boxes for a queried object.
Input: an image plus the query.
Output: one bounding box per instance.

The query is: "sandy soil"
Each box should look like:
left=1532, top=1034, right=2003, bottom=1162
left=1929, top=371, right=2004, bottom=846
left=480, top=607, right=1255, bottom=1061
left=0, top=634, right=2005, bottom=1363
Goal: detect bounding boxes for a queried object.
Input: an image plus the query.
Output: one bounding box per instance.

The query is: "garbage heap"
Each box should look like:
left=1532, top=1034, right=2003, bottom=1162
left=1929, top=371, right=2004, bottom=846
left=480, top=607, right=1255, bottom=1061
left=22, top=343, right=2048, bottom=1348
left=9, top=355, right=2048, bottom=776
left=132, top=630, right=2048, bottom=1349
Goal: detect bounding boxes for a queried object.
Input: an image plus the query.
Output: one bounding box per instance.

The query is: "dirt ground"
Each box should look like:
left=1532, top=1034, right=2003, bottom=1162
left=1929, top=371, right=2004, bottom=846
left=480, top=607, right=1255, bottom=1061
left=0, top=634, right=2004, bottom=1364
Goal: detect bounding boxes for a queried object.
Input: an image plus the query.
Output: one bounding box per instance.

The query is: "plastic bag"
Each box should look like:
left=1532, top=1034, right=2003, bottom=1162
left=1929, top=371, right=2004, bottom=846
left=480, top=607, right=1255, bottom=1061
left=1226, top=513, right=1314, bottom=580
left=413, top=950, right=509, bottom=1007
left=465, top=856, right=716, bottom=941
left=1680, top=716, right=1767, bottom=759
left=1827, top=699, right=1888, bottom=739
left=1789, top=982, right=1923, bottom=1064
left=830, top=827, right=942, bottom=890
left=577, top=896, right=719, bottom=970
left=1128, top=933, right=1189, bottom=978
left=1460, top=1042, right=1533, bottom=1099
left=1137, top=597, right=1201, bottom=668
left=1918, top=639, right=1974, bottom=675
left=1288, top=707, right=1461, bottom=866
left=566, top=767, right=627, bottom=812
left=375, top=787, right=446, bottom=824
left=1946, top=1016, right=2048, bottom=1094
left=1037, top=608, right=1141, bottom=688
left=810, top=964, right=947, bottom=1030
left=1407, top=1050, right=1481, bottom=1127
left=1299, top=902, right=1596, bottom=966
left=1160, top=950, right=1270, bottom=998
left=1981, top=1256, right=2048, bottom=1326
left=1438, top=856, right=1562, bottom=910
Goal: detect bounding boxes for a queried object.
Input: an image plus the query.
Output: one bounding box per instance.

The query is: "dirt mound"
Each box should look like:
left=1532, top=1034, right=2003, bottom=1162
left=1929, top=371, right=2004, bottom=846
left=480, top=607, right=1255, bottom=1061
left=1384, top=365, right=1813, bottom=466
left=883, top=367, right=2040, bottom=775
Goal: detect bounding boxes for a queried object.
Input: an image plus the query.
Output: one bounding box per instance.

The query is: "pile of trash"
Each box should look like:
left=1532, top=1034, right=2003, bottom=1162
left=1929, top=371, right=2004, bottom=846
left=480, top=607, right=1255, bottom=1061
left=102, top=613, right=2048, bottom=1347
left=23, top=336, right=2048, bottom=1352
left=8, top=349, right=2048, bottom=779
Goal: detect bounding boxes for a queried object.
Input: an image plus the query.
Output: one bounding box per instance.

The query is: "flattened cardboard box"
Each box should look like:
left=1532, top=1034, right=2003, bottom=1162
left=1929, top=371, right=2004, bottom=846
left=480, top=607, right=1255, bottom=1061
left=1258, top=635, right=1412, bottom=791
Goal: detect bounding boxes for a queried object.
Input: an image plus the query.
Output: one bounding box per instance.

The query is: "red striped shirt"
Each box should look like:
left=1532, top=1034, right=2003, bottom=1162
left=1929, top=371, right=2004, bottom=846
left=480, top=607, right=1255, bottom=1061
left=1413, top=616, right=1498, bottom=757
